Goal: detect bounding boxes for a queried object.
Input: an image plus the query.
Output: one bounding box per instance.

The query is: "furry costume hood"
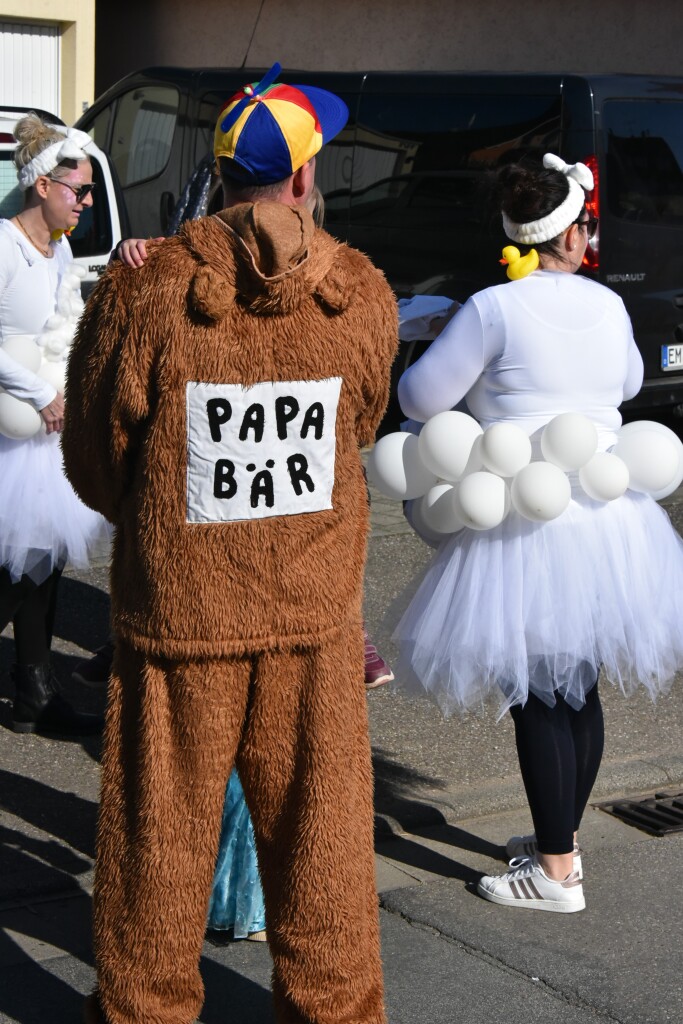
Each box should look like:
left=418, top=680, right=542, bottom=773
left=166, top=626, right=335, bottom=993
left=186, top=203, right=350, bottom=318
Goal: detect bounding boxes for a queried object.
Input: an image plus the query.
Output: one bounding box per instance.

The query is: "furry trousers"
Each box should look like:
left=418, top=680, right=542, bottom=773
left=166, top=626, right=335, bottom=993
left=92, top=629, right=385, bottom=1024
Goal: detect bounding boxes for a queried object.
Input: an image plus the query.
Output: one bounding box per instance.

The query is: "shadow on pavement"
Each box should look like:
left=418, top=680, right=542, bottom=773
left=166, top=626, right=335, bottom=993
left=373, top=747, right=502, bottom=883
left=0, top=768, right=98, bottom=861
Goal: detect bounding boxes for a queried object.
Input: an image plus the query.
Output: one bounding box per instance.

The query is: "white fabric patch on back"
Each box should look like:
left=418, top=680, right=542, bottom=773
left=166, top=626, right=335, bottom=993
left=186, top=377, right=342, bottom=522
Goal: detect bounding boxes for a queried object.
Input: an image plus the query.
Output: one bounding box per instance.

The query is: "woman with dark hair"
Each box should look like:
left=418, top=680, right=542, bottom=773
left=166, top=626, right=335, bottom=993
left=0, top=114, right=108, bottom=735
left=395, top=154, right=683, bottom=913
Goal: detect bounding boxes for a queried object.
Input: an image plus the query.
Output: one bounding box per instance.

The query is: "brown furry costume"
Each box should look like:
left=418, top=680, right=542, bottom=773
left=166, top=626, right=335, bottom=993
left=62, top=202, right=398, bottom=1024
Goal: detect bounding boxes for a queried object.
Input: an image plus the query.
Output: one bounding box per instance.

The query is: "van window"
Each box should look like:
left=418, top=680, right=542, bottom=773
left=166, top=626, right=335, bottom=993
left=110, top=86, right=179, bottom=187
left=68, top=156, right=113, bottom=257
left=352, top=92, right=562, bottom=222
left=0, top=152, right=21, bottom=218
left=604, top=100, right=683, bottom=225
left=85, top=104, right=113, bottom=151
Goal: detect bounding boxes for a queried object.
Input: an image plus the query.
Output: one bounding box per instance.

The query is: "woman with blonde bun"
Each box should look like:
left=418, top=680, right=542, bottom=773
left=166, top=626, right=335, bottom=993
left=0, top=113, right=109, bottom=735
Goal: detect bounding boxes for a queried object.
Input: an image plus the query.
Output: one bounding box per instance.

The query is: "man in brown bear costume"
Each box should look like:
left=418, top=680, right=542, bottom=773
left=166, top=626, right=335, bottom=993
left=62, top=65, right=398, bottom=1024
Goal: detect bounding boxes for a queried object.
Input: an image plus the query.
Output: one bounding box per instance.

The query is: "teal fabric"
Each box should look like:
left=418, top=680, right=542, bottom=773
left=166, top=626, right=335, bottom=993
left=207, top=769, right=266, bottom=937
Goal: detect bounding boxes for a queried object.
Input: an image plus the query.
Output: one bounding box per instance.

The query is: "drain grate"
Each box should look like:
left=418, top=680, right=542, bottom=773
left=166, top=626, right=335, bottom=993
left=598, top=791, right=683, bottom=836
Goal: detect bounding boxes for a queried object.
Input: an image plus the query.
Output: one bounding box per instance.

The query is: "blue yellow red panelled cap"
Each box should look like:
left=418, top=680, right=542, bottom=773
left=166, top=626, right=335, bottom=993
left=214, top=62, right=349, bottom=185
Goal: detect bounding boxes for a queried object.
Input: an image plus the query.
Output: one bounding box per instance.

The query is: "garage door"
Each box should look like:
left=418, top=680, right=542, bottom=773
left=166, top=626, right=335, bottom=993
left=0, top=20, right=59, bottom=113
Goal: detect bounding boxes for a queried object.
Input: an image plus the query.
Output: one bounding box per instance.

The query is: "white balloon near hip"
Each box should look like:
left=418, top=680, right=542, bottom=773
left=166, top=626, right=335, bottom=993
left=511, top=462, right=571, bottom=522
left=406, top=497, right=448, bottom=545
left=38, top=360, right=67, bottom=393
left=1, top=335, right=42, bottom=373
left=613, top=425, right=682, bottom=497
left=418, top=411, right=483, bottom=482
left=421, top=483, right=464, bottom=534
left=541, top=413, right=598, bottom=471
left=367, top=431, right=436, bottom=500
left=453, top=471, right=510, bottom=530
left=579, top=452, right=630, bottom=501
left=480, top=423, right=532, bottom=477
left=0, top=390, right=42, bottom=439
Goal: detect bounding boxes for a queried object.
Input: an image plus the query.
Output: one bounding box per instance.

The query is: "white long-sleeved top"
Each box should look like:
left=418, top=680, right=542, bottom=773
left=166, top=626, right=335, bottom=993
left=0, top=219, right=72, bottom=409
left=398, top=271, right=644, bottom=450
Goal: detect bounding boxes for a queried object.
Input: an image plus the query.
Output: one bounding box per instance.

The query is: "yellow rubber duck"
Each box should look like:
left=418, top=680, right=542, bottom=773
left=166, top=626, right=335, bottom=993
left=499, top=245, right=539, bottom=281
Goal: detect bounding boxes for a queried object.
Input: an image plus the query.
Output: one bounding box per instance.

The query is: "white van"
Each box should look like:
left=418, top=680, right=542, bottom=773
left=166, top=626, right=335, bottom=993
left=0, top=106, right=128, bottom=298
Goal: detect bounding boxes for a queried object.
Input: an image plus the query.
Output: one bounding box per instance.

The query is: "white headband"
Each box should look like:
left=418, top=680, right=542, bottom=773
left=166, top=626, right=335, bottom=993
left=17, top=126, right=95, bottom=191
left=502, top=153, right=595, bottom=245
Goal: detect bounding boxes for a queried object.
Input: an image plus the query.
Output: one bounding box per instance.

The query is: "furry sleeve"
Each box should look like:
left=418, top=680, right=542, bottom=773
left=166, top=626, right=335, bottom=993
left=62, top=265, right=153, bottom=523
left=352, top=262, right=399, bottom=447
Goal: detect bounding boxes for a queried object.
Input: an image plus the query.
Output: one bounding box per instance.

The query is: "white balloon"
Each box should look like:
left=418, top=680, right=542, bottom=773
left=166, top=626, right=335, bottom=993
left=71, top=262, right=87, bottom=279
left=480, top=423, right=532, bottom=477
left=463, top=433, right=484, bottom=475
left=38, top=360, right=66, bottom=393
left=405, top=498, right=447, bottom=546
left=541, top=413, right=598, bottom=471
left=0, top=390, right=42, bottom=439
left=367, top=432, right=437, bottom=500
left=511, top=462, right=571, bottom=522
left=453, top=471, right=510, bottom=531
left=579, top=452, right=630, bottom=501
left=614, top=429, right=681, bottom=498
left=421, top=483, right=464, bottom=534
left=1, top=335, right=42, bottom=372
left=44, top=313, right=67, bottom=331
left=617, top=420, right=683, bottom=500
left=418, top=411, right=483, bottom=482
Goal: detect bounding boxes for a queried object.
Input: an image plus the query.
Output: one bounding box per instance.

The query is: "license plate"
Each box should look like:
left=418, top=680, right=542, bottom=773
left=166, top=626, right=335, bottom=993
left=661, top=344, right=683, bottom=371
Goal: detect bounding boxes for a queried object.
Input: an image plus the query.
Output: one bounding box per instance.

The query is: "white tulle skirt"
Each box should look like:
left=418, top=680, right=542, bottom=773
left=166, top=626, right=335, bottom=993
left=394, top=485, right=683, bottom=717
left=0, top=431, right=111, bottom=585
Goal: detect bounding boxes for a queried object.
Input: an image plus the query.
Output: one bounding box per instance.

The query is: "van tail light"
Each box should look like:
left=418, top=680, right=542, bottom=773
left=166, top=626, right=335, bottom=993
left=582, top=154, right=599, bottom=272
left=0, top=132, right=15, bottom=143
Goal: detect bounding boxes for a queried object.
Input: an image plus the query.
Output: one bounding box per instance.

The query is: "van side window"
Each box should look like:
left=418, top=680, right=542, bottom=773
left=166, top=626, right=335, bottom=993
left=85, top=105, right=113, bottom=151
left=110, top=86, right=180, bottom=187
left=68, top=156, right=113, bottom=258
left=352, top=92, right=561, bottom=222
left=604, top=100, right=683, bottom=224
left=0, top=152, right=21, bottom=219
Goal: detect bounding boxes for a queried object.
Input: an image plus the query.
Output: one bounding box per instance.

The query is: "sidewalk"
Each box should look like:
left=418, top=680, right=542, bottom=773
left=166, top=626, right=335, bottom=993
left=1, top=482, right=682, bottom=1022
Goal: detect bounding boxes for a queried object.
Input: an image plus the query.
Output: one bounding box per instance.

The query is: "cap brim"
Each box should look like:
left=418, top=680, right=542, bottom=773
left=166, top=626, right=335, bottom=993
left=293, top=85, right=349, bottom=145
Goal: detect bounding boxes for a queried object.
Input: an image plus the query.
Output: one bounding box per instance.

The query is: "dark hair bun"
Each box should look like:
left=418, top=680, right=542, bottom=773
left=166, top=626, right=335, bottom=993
left=496, top=160, right=569, bottom=224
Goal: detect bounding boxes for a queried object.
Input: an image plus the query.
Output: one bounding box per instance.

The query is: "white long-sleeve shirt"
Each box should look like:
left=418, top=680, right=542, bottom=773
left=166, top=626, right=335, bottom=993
left=398, top=271, right=644, bottom=450
left=0, top=219, right=72, bottom=409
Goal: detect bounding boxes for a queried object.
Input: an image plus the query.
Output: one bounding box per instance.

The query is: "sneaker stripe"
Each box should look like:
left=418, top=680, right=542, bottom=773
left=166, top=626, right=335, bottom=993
left=525, top=876, right=544, bottom=900
left=509, top=879, right=525, bottom=900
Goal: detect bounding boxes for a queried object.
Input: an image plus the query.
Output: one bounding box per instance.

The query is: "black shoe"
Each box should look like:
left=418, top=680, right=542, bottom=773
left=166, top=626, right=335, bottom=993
left=72, top=641, right=115, bottom=688
left=11, top=663, right=104, bottom=736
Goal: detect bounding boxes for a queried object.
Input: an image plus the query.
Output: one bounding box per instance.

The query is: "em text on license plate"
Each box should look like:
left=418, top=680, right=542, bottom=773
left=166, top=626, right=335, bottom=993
left=661, top=344, right=683, bottom=371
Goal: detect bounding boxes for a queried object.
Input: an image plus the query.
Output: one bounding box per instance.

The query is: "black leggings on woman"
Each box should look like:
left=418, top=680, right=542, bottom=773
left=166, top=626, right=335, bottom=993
left=0, top=567, right=62, bottom=667
left=509, top=684, right=604, bottom=855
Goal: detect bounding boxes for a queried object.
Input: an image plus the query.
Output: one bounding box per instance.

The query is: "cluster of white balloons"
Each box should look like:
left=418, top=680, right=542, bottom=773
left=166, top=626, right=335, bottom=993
left=367, top=411, right=683, bottom=540
left=0, top=264, right=86, bottom=439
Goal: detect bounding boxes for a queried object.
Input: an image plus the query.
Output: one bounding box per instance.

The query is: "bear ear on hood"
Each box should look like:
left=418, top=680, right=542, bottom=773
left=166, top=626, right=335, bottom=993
left=313, top=259, right=353, bottom=314
left=190, top=265, right=236, bottom=320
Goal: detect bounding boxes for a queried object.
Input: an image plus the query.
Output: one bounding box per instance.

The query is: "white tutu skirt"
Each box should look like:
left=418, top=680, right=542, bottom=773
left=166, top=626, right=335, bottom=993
left=394, top=486, right=683, bottom=716
left=0, top=431, right=111, bottom=585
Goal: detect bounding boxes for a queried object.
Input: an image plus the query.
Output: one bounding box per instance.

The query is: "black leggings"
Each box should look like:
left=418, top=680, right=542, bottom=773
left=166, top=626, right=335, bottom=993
left=509, top=684, right=604, bottom=855
left=0, top=567, right=62, bottom=667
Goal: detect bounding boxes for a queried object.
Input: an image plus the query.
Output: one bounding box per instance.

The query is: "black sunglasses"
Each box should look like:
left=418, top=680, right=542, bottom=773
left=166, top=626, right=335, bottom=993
left=575, top=215, right=598, bottom=240
left=47, top=176, right=97, bottom=203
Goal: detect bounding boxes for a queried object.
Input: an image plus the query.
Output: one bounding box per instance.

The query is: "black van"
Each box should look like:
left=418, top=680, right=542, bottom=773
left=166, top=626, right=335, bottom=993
left=76, top=69, right=683, bottom=416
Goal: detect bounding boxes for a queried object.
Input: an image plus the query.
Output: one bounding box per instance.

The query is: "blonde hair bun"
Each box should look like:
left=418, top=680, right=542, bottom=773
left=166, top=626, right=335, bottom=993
left=13, top=113, right=64, bottom=173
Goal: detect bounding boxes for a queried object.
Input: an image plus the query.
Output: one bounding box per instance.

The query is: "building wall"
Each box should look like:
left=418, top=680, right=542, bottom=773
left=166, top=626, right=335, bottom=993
left=0, top=0, right=95, bottom=123
left=96, top=0, right=682, bottom=95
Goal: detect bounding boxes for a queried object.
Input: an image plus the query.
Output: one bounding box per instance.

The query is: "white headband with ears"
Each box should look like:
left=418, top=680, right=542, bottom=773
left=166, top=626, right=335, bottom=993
left=17, top=126, right=95, bottom=191
left=502, top=152, right=595, bottom=245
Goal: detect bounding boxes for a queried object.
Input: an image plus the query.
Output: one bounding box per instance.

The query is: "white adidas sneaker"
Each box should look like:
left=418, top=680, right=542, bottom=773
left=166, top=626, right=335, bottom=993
left=477, top=857, right=585, bottom=913
left=506, top=833, right=583, bottom=879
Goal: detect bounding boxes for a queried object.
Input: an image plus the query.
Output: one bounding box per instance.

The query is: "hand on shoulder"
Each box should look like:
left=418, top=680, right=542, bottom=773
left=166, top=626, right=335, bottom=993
left=112, top=236, right=165, bottom=269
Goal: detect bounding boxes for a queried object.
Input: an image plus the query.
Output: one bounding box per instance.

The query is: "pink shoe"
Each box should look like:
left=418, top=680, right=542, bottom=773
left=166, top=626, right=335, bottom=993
left=364, top=631, right=394, bottom=689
